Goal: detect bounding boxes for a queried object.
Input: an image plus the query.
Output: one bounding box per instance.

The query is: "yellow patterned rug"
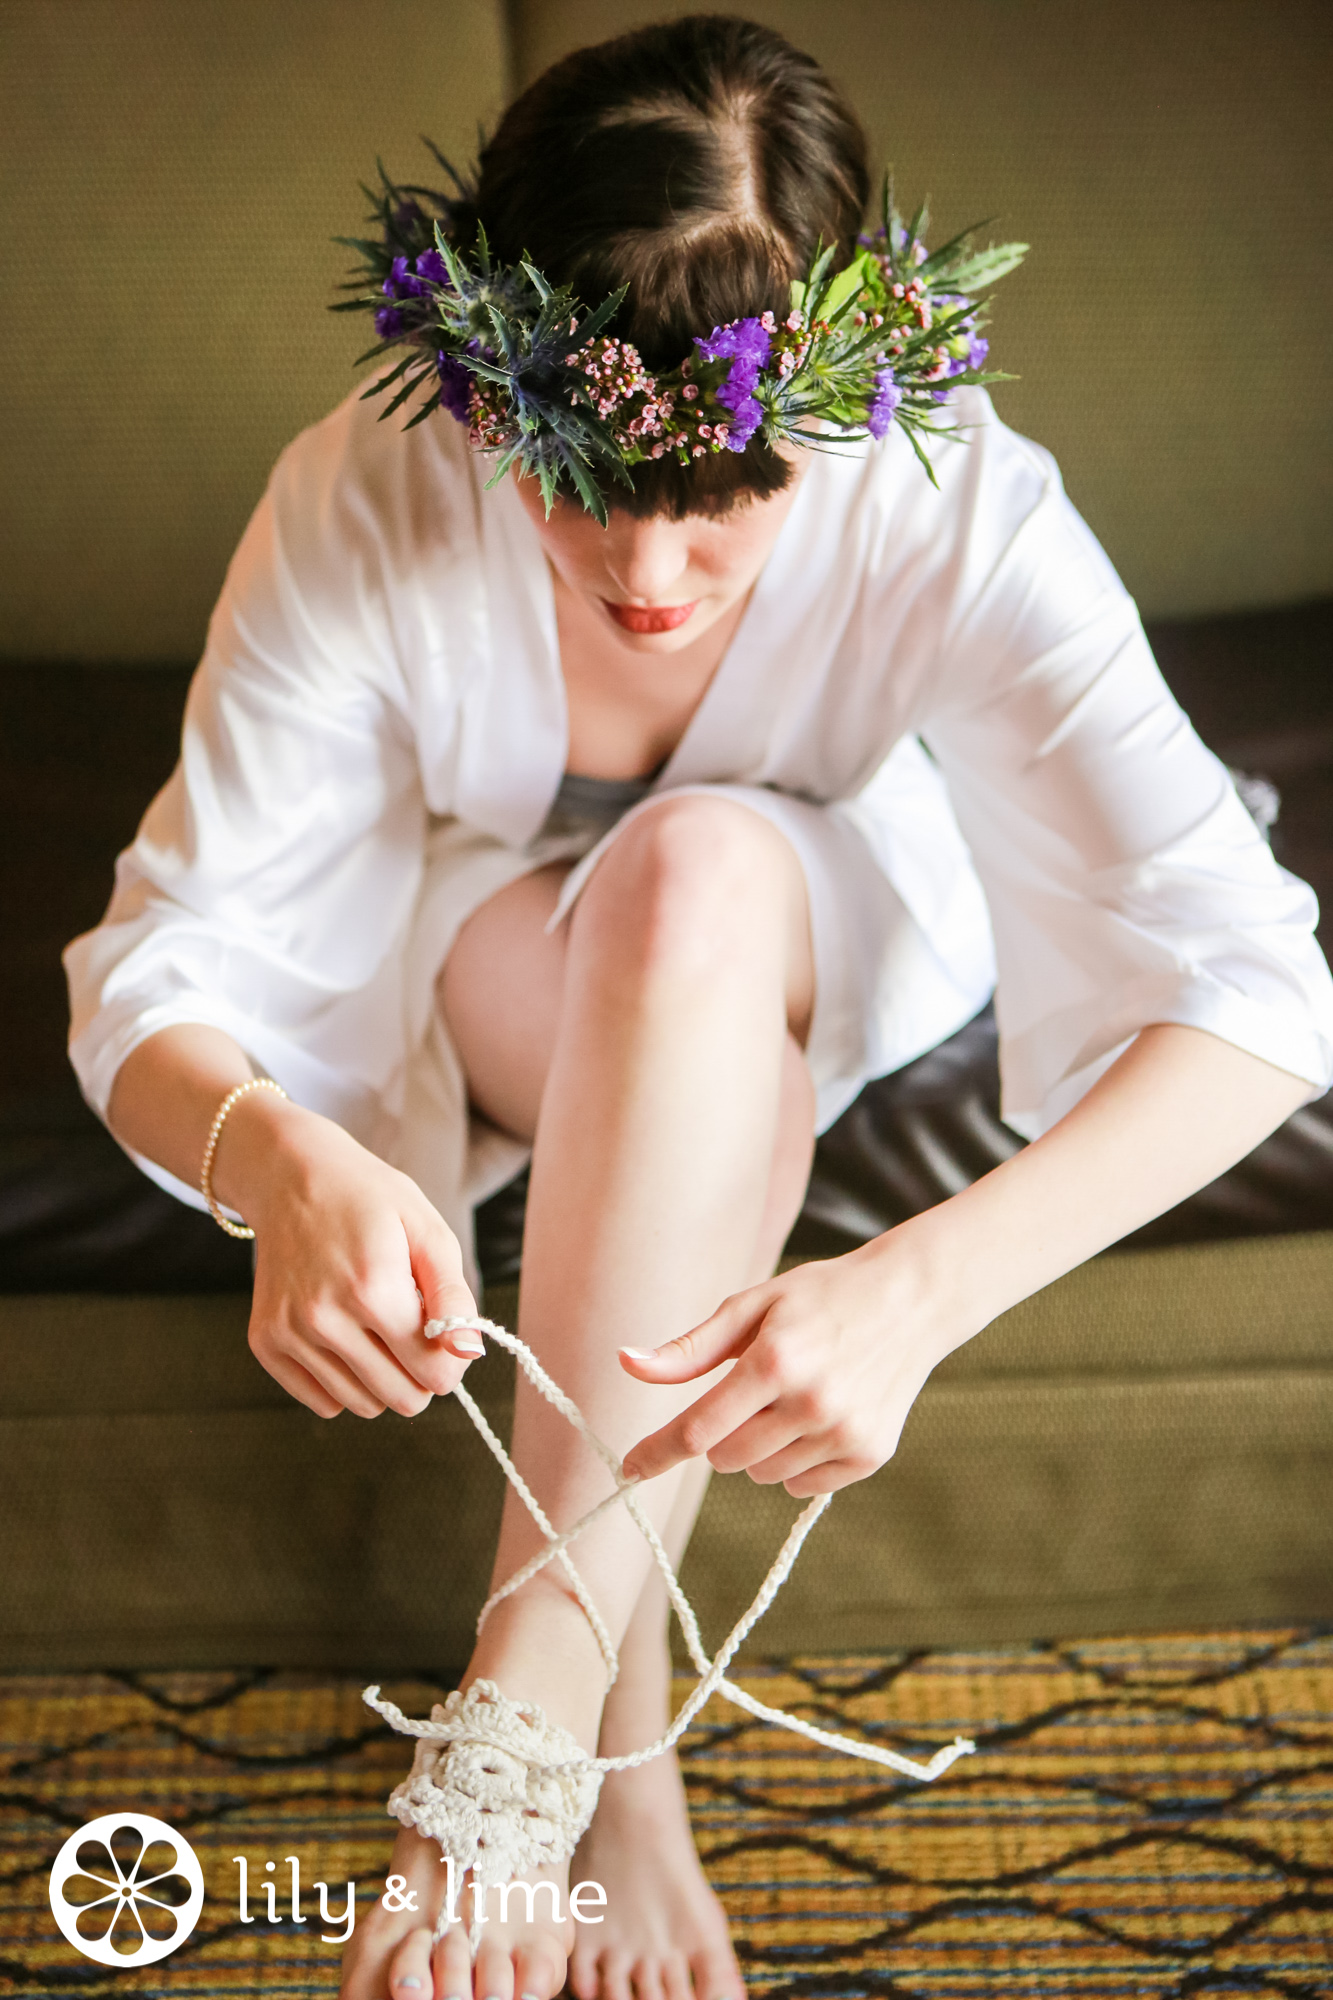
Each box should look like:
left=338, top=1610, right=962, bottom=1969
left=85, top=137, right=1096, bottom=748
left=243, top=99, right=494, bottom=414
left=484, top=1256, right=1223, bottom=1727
left=1, top=1629, right=1330, bottom=1996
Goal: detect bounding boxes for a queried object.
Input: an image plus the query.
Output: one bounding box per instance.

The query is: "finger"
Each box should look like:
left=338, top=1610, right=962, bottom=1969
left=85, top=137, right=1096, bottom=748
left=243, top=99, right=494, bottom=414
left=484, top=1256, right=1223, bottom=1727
left=300, top=1319, right=425, bottom=1418
left=783, top=1457, right=867, bottom=1497
left=390, top=1206, right=485, bottom=1392
left=622, top=1358, right=777, bottom=1482
left=408, top=1205, right=479, bottom=1327
left=743, top=1432, right=837, bottom=1486
left=258, top=1346, right=345, bottom=1419
left=705, top=1407, right=806, bottom=1477
left=619, top=1285, right=771, bottom=1385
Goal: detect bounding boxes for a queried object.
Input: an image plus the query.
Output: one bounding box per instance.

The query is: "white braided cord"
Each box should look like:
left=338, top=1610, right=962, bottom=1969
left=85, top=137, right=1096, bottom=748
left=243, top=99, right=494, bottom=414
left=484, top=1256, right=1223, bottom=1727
left=365, top=1314, right=974, bottom=1787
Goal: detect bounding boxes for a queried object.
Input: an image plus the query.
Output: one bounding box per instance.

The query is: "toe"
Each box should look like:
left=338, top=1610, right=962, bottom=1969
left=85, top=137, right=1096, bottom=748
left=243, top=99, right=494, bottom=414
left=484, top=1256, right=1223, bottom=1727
left=433, top=1927, right=472, bottom=2000
left=600, top=1950, right=634, bottom=2000
left=631, top=1958, right=666, bottom=2000
left=689, top=1942, right=744, bottom=2000
left=387, top=1926, right=435, bottom=1997
left=513, top=1939, right=564, bottom=2000
left=472, top=1936, right=515, bottom=2000
left=567, top=1939, right=601, bottom=2000
left=660, top=1951, right=693, bottom=2000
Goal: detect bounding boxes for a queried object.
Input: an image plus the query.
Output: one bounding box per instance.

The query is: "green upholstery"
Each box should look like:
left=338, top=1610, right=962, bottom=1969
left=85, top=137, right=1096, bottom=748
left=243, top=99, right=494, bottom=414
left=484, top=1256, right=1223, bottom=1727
left=1, top=4, right=1329, bottom=1670
left=4, top=1, right=1327, bottom=660
left=2, top=1234, right=1329, bottom=1670
left=515, top=0, right=1332, bottom=621
left=0, top=0, right=509, bottom=661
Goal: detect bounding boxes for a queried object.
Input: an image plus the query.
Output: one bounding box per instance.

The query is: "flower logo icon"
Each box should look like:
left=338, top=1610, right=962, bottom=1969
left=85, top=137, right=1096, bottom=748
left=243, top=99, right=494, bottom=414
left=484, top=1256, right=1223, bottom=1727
left=49, top=1812, right=205, bottom=1967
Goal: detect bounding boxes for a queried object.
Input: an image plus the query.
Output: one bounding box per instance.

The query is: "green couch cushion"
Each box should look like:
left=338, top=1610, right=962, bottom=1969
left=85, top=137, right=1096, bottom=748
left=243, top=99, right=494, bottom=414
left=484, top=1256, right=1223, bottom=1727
left=1, top=1234, right=1328, bottom=1667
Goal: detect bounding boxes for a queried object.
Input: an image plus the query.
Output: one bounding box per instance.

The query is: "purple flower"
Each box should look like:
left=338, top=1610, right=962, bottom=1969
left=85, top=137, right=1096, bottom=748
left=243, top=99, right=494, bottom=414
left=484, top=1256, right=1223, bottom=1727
left=695, top=317, right=772, bottom=375
left=693, top=317, right=772, bottom=451
left=436, top=351, right=472, bottom=422
left=867, top=366, right=902, bottom=439
left=383, top=253, right=427, bottom=300
left=967, top=332, right=989, bottom=370
left=375, top=304, right=406, bottom=338
left=416, top=248, right=449, bottom=287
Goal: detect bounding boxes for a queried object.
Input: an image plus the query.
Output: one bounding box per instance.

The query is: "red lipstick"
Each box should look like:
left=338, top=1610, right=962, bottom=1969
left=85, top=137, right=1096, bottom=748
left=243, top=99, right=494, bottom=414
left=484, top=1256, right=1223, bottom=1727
left=603, top=599, right=697, bottom=634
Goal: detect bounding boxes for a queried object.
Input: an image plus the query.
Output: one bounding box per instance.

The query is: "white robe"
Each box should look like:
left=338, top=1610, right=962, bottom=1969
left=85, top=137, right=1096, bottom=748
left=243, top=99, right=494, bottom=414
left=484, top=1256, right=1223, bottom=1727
left=65, top=385, right=1333, bottom=1282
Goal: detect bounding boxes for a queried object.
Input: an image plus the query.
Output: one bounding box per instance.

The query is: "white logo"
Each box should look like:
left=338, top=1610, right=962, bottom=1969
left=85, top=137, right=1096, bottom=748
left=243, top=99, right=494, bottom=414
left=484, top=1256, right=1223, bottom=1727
left=49, top=1813, right=205, bottom=1967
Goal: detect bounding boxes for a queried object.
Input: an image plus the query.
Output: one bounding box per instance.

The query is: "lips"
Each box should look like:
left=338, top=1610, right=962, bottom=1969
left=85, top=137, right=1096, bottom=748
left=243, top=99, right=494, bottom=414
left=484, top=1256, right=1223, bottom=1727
left=603, top=599, right=697, bottom=634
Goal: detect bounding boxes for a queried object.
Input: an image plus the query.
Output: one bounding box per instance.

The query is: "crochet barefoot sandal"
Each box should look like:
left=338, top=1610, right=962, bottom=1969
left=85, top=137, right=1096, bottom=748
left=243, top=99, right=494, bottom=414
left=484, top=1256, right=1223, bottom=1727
left=363, top=1316, right=975, bottom=1946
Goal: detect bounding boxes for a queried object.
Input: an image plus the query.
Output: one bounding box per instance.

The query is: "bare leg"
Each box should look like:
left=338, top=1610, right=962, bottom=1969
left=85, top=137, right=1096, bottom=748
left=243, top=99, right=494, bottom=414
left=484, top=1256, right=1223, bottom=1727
left=571, top=1041, right=815, bottom=2000
left=342, top=798, right=815, bottom=2000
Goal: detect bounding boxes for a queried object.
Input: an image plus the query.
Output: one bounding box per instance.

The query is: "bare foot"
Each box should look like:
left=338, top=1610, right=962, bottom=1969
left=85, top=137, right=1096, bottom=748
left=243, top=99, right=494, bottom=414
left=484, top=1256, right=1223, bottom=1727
left=568, top=1750, right=744, bottom=2000
left=339, top=1821, right=572, bottom=2000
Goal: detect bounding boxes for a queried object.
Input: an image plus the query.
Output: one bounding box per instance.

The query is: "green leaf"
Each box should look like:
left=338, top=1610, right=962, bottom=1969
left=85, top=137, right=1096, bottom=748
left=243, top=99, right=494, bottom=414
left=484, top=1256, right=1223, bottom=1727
left=419, top=137, right=469, bottom=197
left=945, top=241, right=1029, bottom=292
left=401, top=391, right=444, bottom=430
left=359, top=353, right=417, bottom=397
left=899, top=419, right=942, bottom=488
left=574, top=285, right=628, bottom=348
left=560, top=445, right=610, bottom=526
left=917, top=217, right=996, bottom=279
left=821, top=253, right=873, bottom=323
left=378, top=367, right=434, bottom=421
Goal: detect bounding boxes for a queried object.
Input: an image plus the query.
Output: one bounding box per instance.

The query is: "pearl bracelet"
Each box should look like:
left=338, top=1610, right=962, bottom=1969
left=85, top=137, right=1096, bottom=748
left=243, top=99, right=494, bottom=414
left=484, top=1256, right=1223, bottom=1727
left=200, top=1078, right=289, bottom=1238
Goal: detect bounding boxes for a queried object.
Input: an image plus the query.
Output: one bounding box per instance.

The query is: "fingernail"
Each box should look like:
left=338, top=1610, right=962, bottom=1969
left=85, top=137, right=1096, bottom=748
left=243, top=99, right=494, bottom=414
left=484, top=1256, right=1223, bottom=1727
left=449, top=1330, right=486, bottom=1356
left=620, top=1345, right=654, bottom=1361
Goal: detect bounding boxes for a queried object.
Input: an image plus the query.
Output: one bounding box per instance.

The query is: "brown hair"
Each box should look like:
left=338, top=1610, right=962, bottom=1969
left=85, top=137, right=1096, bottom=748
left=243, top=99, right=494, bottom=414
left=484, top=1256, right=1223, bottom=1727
left=460, top=14, right=868, bottom=516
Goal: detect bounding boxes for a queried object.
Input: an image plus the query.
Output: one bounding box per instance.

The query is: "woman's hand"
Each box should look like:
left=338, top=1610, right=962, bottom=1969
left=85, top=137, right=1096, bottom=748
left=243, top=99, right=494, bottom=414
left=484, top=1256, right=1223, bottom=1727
left=619, top=1229, right=959, bottom=1496
left=221, top=1091, right=484, bottom=1421
left=619, top=1026, right=1314, bottom=1495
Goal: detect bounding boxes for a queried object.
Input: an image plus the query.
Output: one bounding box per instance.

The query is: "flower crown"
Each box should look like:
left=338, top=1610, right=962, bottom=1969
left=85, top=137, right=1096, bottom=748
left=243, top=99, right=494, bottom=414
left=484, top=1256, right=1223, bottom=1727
left=333, top=148, right=1027, bottom=523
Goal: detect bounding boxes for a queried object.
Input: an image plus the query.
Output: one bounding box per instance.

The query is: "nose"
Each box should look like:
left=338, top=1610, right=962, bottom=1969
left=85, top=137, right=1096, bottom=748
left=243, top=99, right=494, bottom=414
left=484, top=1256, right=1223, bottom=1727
left=604, top=519, right=692, bottom=602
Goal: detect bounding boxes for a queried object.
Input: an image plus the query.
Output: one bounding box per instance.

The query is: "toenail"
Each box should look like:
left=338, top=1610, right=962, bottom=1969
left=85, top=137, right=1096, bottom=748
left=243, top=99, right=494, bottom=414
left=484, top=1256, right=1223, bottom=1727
left=394, top=1983, right=423, bottom=1993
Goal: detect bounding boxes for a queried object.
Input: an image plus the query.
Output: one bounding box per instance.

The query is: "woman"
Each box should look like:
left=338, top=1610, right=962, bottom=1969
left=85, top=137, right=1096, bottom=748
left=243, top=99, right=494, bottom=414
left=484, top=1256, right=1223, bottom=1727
left=65, top=16, right=1332, bottom=2000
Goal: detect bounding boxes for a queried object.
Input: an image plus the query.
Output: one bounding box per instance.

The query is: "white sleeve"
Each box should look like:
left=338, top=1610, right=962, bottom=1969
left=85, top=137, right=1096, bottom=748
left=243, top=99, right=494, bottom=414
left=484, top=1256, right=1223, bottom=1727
left=922, top=424, right=1333, bottom=1137
left=64, top=409, right=433, bottom=1205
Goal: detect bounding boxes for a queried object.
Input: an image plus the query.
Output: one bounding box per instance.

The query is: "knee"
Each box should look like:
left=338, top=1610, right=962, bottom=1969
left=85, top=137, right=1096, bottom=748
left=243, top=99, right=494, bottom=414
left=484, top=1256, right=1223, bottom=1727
left=572, top=796, right=792, bottom=984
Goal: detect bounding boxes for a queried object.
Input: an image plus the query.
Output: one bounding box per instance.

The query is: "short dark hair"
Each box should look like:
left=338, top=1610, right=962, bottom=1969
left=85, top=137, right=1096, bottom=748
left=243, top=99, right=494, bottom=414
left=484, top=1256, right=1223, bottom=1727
left=463, top=14, right=869, bottom=517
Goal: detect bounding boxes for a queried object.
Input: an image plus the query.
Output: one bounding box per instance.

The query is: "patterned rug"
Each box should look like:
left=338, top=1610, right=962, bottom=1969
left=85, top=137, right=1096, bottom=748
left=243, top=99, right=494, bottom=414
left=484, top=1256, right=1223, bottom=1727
left=1, top=1629, right=1330, bottom=1998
